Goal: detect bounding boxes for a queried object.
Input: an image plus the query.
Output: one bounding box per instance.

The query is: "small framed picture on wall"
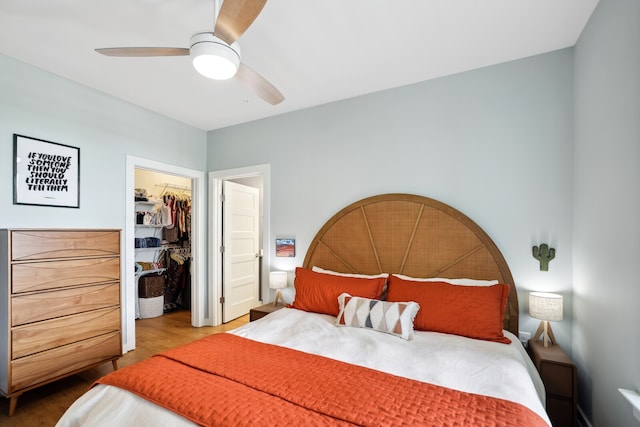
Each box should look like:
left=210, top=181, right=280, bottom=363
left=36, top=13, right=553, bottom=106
left=13, top=134, right=80, bottom=208
left=276, top=238, right=295, bottom=257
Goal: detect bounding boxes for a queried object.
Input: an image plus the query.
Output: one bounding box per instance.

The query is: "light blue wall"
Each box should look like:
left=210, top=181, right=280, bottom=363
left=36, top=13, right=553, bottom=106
left=1, top=53, right=208, bottom=352
left=573, top=0, right=640, bottom=426
left=208, top=49, right=576, bottom=350
left=0, top=54, right=207, bottom=229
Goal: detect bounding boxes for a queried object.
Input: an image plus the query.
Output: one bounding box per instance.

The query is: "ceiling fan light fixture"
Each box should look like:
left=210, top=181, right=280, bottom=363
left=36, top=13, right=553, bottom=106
left=190, top=33, right=240, bottom=80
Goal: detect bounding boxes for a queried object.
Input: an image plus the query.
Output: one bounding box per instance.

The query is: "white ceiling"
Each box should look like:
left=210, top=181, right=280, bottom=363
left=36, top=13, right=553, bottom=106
left=0, top=0, right=598, bottom=131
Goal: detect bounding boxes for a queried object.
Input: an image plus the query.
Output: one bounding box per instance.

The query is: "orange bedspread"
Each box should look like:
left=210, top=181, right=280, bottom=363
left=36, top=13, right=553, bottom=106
left=96, top=333, right=548, bottom=426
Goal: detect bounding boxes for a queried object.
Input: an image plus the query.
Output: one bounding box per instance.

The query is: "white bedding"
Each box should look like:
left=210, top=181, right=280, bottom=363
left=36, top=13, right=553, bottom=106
left=56, top=308, right=550, bottom=426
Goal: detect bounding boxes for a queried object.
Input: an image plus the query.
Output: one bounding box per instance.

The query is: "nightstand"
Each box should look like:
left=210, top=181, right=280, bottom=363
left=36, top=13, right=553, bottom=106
left=249, top=303, right=284, bottom=321
left=528, top=339, right=577, bottom=427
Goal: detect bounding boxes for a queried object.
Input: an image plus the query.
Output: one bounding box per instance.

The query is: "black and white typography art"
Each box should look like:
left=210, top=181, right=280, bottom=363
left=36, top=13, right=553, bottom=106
left=13, top=134, right=80, bottom=208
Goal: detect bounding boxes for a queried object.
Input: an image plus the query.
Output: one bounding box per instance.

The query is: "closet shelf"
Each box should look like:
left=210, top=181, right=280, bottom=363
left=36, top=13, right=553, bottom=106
left=135, top=246, right=170, bottom=252
left=135, top=225, right=164, bottom=229
left=136, top=268, right=167, bottom=277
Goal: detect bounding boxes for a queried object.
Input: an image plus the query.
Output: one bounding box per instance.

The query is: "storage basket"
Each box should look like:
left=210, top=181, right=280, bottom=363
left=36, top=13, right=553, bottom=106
left=139, top=274, right=165, bottom=298
left=139, top=295, right=164, bottom=318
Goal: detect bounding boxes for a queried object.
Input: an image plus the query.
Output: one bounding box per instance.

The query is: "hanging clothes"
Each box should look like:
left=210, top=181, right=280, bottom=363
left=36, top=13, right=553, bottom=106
left=159, top=191, right=191, bottom=245
left=163, top=249, right=191, bottom=312
left=161, top=195, right=173, bottom=228
left=156, top=186, right=192, bottom=313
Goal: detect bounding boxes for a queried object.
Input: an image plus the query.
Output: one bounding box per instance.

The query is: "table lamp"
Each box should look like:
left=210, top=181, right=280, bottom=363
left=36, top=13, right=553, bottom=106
left=269, top=271, right=288, bottom=306
left=529, top=292, right=563, bottom=347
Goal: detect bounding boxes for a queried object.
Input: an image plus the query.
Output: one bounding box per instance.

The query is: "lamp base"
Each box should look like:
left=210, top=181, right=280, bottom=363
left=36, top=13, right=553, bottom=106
left=532, top=320, right=557, bottom=347
left=273, top=289, right=285, bottom=306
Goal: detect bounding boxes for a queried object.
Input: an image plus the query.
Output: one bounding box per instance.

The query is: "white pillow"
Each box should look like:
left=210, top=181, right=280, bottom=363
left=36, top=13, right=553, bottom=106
left=279, top=286, right=296, bottom=305
left=336, top=293, right=419, bottom=340
left=312, top=266, right=389, bottom=279
left=392, top=274, right=498, bottom=286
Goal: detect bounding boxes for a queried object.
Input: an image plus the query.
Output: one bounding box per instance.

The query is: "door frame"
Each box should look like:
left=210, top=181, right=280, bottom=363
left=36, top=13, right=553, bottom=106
left=209, top=163, right=270, bottom=326
left=124, top=155, right=207, bottom=353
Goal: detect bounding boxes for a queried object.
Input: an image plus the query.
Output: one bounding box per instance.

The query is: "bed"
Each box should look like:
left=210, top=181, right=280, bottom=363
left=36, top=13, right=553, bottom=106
left=56, top=193, right=550, bottom=426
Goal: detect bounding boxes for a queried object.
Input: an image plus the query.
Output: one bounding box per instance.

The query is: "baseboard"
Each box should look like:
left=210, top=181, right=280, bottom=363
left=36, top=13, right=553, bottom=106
left=577, top=406, right=594, bottom=427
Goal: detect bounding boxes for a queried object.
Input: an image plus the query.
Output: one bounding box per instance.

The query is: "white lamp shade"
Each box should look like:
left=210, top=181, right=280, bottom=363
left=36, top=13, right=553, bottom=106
left=529, top=292, right=563, bottom=322
left=269, top=271, right=288, bottom=290
left=190, top=33, right=240, bottom=80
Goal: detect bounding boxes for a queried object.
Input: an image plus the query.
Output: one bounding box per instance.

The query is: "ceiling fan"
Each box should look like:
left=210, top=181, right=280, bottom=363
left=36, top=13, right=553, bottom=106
left=95, top=0, right=284, bottom=105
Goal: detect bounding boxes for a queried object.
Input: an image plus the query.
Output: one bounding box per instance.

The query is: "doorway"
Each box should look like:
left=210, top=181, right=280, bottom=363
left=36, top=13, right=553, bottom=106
left=124, top=156, right=206, bottom=353
left=209, top=164, right=270, bottom=326
left=134, top=168, right=192, bottom=317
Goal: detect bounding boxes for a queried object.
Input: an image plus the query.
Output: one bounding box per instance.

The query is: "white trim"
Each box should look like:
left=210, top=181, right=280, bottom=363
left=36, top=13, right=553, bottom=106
left=209, top=163, right=270, bottom=325
left=124, top=156, right=207, bottom=353
left=619, top=389, right=640, bottom=423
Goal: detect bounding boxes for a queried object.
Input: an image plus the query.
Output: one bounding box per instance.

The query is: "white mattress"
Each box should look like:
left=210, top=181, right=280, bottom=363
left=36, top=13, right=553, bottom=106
left=56, top=308, right=550, bottom=426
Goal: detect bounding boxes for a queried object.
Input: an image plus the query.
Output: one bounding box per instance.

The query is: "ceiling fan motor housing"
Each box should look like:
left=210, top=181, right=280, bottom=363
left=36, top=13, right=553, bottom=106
left=190, top=32, right=241, bottom=80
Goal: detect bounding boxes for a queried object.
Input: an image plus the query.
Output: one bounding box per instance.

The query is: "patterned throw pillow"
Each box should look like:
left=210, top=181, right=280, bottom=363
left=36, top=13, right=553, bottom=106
left=336, top=293, right=419, bottom=340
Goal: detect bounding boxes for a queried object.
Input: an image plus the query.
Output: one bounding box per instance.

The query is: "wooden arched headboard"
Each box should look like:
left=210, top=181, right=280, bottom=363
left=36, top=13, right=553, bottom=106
left=302, top=194, right=519, bottom=335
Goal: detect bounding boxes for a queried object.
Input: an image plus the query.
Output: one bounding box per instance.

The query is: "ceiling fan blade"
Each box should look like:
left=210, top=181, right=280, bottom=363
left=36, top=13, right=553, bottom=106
left=95, top=47, right=190, bottom=57
left=235, top=63, right=284, bottom=105
left=214, top=0, right=267, bottom=45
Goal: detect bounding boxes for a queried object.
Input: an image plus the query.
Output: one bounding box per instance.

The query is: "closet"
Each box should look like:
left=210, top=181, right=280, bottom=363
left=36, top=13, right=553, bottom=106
left=134, top=169, right=192, bottom=321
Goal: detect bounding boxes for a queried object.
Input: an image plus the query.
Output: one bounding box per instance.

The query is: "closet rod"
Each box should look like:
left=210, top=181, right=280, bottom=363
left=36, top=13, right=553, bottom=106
left=155, top=183, right=192, bottom=195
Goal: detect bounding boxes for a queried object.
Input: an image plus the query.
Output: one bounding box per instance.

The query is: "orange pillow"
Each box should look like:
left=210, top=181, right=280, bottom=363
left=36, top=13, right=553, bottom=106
left=386, top=275, right=510, bottom=344
left=292, top=267, right=386, bottom=316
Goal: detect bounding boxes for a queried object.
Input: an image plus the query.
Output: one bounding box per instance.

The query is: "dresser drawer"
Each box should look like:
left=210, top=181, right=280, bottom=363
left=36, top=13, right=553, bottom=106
left=547, top=398, right=575, bottom=427
left=10, top=331, right=121, bottom=392
left=12, top=282, right=120, bottom=326
left=12, top=307, right=121, bottom=359
left=540, top=362, right=575, bottom=397
left=11, top=230, right=120, bottom=261
left=528, top=340, right=577, bottom=427
left=12, top=256, right=120, bottom=293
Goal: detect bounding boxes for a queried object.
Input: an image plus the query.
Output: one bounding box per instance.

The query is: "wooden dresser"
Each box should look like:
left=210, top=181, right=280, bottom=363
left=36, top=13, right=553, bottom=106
left=0, top=229, right=122, bottom=415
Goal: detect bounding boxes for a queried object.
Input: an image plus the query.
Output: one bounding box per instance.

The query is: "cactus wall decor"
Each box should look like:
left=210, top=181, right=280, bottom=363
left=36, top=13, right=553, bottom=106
left=532, top=244, right=555, bottom=271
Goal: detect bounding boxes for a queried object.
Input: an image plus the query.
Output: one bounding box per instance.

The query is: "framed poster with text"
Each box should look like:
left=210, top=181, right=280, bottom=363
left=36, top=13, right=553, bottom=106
left=13, top=134, right=80, bottom=208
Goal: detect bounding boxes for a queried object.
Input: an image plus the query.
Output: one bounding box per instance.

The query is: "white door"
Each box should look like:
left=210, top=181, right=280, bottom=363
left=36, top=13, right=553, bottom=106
left=222, top=181, right=260, bottom=322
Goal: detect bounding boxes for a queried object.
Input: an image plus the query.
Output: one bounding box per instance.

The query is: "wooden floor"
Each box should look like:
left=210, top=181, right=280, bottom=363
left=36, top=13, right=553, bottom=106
left=0, top=310, right=248, bottom=427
